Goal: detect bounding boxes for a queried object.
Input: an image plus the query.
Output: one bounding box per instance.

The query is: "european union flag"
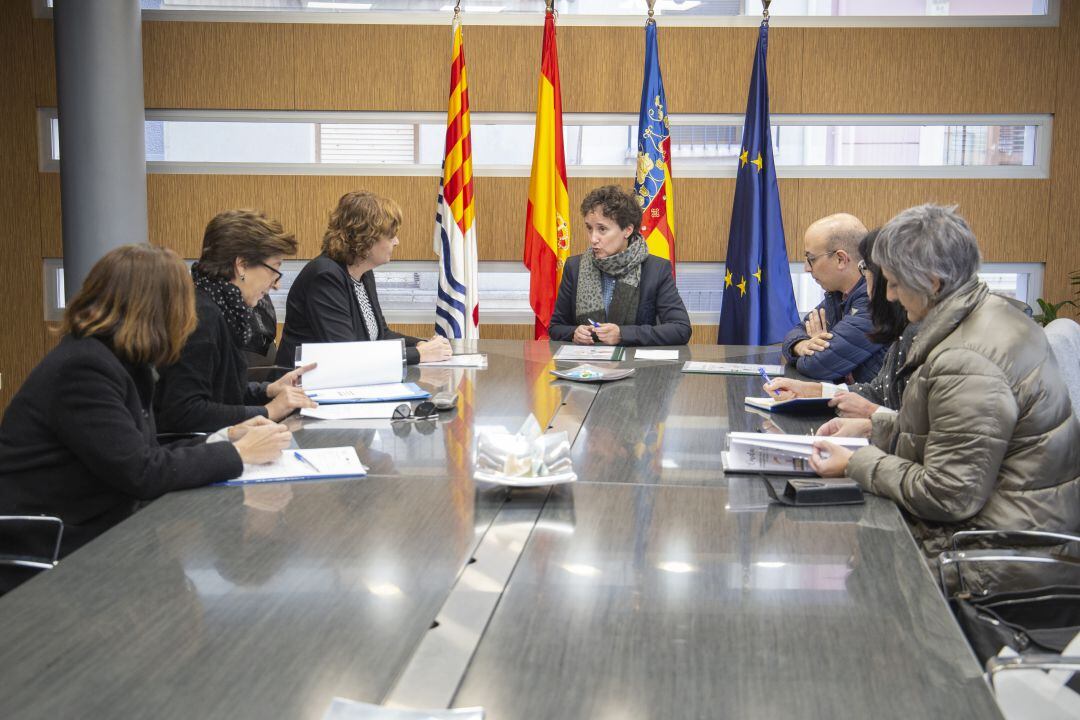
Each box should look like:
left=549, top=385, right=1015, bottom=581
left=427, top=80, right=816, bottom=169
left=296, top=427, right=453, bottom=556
left=717, top=22, right=799, bottom=345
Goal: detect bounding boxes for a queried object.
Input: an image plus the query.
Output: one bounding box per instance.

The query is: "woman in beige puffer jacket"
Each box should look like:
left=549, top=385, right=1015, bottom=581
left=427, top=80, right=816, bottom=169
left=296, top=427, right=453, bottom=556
left=810, top=204, right=1080, bottom=560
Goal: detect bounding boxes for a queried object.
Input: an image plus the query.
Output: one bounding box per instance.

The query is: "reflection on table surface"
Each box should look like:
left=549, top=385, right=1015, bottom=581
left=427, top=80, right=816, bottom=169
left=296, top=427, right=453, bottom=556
left=0, top=340, right=1000, bottom=720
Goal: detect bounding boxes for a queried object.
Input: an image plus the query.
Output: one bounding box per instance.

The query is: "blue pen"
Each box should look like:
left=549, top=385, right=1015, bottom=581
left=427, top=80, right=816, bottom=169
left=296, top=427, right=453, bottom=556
left=758, top=367, right=782, bottom=398
left=587, top=318, right=601, bottom=342
left=293, top=451, right=321, bottom=473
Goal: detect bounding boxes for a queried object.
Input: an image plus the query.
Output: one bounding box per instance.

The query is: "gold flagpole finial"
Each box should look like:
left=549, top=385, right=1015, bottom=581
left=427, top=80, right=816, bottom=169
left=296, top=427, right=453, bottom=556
left=452, top=0, right=461, bottom=22
left=646, top=0, right=656, bottom=24
left=545, top=0, right=554, bottom=13
left=762, top=0, right=772, bottom=24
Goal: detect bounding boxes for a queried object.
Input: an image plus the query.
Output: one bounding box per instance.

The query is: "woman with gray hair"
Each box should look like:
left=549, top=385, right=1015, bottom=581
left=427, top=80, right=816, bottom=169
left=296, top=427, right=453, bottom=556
left=809, top=203, right=1080, bottom=561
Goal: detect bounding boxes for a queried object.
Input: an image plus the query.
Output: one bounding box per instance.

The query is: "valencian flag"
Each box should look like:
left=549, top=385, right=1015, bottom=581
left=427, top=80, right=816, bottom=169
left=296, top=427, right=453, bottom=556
left=524, top=7, right=571, bottom=340
left=434, top=16, right=480, bottom=339
left=634, top=19, right=676, bottom=275
left=717, top=20, right=799, bottom=345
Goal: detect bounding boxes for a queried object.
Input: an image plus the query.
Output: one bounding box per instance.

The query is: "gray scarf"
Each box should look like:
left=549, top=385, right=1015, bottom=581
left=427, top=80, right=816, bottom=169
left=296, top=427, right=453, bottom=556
left=574, top=235, right=649, bottom=327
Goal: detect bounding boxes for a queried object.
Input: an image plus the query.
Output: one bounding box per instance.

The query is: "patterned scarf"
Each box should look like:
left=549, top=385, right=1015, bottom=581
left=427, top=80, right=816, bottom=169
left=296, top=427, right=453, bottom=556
left=191, top=263, right=253, bottom=347
left=574, top=234, right=649, bottom=327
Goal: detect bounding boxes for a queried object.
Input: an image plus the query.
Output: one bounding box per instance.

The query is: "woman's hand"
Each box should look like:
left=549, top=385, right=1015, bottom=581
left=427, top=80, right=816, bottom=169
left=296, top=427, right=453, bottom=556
left=816, top=417, right=872, bottom=438
left=595, top=323, right=621, bottom=345
left=809, top=440, right=853, bottom=477
left=232, top=422, right=292, bottom=465
left=227, top=415, right=277, bottom=442
left=763, top=377, right=822, bottom=401
left=267, top=362, right=317, bottom=398
left=417, top=336, right=452, bottom=362
left=264, top=386, right=316, bottom=421
left=829, top=391, right=880, bottom=419
left=572, top=325, right=595, bottom=345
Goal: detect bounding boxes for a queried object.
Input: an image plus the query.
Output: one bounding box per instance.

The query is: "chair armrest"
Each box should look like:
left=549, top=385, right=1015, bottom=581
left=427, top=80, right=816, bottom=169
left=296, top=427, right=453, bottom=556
left=988, top=654, right=1080, bottom=678
left=0, top=516, right=64, bottom=563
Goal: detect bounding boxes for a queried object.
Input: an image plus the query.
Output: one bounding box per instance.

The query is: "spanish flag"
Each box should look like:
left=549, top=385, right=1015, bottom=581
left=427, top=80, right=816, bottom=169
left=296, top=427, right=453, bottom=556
left=524, top=8, right=571, bottom=340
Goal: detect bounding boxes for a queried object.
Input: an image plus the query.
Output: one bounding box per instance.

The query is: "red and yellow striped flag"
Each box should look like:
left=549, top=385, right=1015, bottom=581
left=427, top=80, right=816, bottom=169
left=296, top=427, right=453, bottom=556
left=523, top=8, right=571, bottom=341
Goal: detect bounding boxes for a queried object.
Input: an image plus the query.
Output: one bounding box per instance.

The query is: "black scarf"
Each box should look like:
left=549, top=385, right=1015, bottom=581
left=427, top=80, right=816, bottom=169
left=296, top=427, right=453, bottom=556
left=191, top=263, right=253, bottom=347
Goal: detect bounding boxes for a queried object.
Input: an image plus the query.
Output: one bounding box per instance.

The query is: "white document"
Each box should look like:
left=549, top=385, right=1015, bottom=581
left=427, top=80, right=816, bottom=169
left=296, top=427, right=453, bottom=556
left=634, top=349, right=680, bottom=361
left=298, top=340, right=404, bottom=391
left=682, top=361, right=784, bottom=376
left=419, top=354, right=487, bottom=368
left=224, top=447, right=367, bottom=485
left=301, top=402, right=404, bottom=420
left=305, top=382, right=428, bottom=404
left=323, top=697, right=483, bottom=720
left=723, top=432, right=867, bottom=474
left=553, top=345, right=624, bottom=361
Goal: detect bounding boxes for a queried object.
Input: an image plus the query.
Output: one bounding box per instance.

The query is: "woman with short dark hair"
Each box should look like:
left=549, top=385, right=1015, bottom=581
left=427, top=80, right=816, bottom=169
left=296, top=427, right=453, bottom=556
left=810, top=204, right=1080, bottom=562
left=548, top=185, right=691, bottom=346
left=0, top=245, right=291, bottom=557
left=155, top=209, right=316, bottom=433
left=276, top=191, right=452, bottom=366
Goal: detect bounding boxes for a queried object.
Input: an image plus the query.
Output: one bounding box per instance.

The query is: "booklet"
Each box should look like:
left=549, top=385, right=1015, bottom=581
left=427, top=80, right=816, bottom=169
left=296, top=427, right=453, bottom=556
left=550, top=363, right=635, bottom=383
left=682, top=361, right=783, bottom=376
left=297, top=340, right=405, bottom=390
left=305, top=382, right=430, bottom=405
left=744, top=395, right=834, bottom=414
left=220, top=446, right=367, bottom=486
left=722, top=431, right=868, bottom=475
left=553, top=345, right=626, bottom=362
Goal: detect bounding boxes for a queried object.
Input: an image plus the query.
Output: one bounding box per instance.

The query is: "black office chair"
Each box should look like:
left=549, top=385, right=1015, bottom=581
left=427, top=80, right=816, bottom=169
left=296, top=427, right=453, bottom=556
left=939, top=530, right=1080, bottom=668
left=0, top=515, right=64, bottom=596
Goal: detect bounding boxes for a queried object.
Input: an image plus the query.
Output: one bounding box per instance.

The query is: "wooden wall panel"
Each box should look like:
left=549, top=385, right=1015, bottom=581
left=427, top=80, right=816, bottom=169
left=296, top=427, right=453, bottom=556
left=473, top=176, right=529, bottom=262
left=38, top=173, right=62, bottom=257
left=0, top=2, right=46, bottom=413
left=146, top=175, right=302, bottom=258
left=32, top=19, right=55, bottom=108
left=793, top=179, right=1050, bottom=263
left=1047, top=2, right=1080, bottom=316
left=801, top=28, right=1056, bottom=114
left=690, top=325, right=718, bottom=345
left=387, top=324, right=533, bottom=341
left=291, top=24, right=445, bottom=112
left=143, top=22, right=296, bottom=109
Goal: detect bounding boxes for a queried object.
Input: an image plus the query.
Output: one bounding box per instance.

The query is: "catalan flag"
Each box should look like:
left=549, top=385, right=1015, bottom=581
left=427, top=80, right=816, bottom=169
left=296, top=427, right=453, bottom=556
left=717, top=20, right=799, bottom=345
left=524, top=8, right=571, bottom=340
left=434, top=17, right=479, bottom=340
left=635, top=20, right=676, bottom=276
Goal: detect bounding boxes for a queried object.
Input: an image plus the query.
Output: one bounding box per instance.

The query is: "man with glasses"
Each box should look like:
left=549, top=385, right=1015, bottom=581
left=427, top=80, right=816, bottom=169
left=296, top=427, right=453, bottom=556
left=781, top=213, right=888, bottom=383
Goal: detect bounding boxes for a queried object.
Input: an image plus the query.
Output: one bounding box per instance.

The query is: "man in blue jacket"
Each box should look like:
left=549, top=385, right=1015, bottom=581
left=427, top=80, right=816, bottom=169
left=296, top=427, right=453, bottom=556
left=782, top=213, right=887, bottom=383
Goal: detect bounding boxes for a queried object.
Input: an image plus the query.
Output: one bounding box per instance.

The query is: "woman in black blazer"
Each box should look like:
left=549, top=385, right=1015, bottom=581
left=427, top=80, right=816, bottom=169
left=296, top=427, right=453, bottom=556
left=0, top=245, right=291, bottom=557
left=155, top=209, right=316, bottom=433
left=277, top=191, right=452, bottom=367
left=549, top=185, right=691, bottom=346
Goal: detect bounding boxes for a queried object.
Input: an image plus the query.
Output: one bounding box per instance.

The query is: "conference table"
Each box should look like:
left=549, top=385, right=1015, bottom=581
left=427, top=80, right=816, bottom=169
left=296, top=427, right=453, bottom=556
left=0, top=340, right=1002, bottom=720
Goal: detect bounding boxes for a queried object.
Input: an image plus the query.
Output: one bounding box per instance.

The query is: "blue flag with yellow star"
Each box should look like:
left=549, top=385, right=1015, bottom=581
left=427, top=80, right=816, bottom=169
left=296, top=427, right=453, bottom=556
left=717, top=22, right=798, bottom=345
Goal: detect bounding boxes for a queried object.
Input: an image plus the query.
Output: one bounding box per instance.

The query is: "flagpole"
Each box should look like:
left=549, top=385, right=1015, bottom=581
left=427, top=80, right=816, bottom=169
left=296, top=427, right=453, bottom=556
left=645, top=0, right=654, bottom=23
left=761, top=0, right=771, bottom=23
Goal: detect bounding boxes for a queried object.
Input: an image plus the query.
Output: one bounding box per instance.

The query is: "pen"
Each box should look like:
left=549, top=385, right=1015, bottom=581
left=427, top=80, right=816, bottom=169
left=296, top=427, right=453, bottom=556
left=293, top=451, right=321, bottom=473
left=758, top=367, right=782, bottom=398
left=587, top=317, right=601, bottom=343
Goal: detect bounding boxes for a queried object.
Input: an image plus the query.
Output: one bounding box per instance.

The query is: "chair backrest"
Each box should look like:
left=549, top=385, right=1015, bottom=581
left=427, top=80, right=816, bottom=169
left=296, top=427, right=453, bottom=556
left=0, top=515, right=64, bottom=596
left=1045, top=318, right=1080, bottom=420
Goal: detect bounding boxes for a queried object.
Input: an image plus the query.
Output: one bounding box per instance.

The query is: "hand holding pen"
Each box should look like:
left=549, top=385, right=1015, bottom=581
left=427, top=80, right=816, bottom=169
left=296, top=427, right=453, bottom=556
left=587, top=318, right=602, bottom=344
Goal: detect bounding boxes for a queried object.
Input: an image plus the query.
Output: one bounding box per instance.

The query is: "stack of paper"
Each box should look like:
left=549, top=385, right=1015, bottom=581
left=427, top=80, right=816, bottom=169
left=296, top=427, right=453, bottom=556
left=553, top=345, right=625, bottom=361
left=419, top=354, right=487, bottom=368
left=297, top=340, right=429, bottom=404
left=682, top=361, right=783, bottom=375
left=722, top=432, right=868, bottom=475
left=220, top=447, right=367, bottom=486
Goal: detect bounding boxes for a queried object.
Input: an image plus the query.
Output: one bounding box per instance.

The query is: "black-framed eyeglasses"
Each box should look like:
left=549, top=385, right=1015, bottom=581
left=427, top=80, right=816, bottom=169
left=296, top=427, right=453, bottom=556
left=258, top=261, right=283, bottom=283
left=804, top=250, right=838, bottom=267
left=392, top=401, right=437, bottom=422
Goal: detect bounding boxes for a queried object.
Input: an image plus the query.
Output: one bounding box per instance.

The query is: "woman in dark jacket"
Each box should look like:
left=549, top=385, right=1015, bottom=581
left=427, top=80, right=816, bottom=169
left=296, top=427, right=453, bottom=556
left=765, top=229, right=915, bottom=418
left=549, top=185, right=691, bottom=347
left=156, top=209, right=316, bottom=433
left=0, top=245, right=291, bottom=557
left=277, top=191, right=452, bottom=367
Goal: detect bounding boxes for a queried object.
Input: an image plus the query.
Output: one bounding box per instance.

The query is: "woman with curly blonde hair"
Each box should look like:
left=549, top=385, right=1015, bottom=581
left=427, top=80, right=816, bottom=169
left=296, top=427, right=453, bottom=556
left=277, top=191, right=452, bottom=366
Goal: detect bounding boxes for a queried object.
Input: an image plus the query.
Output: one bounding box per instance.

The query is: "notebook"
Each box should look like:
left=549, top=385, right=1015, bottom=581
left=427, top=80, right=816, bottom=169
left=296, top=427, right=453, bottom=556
left=743, top=396, right=833, bottom=413
left=220, top=446, right=367, bottom=486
